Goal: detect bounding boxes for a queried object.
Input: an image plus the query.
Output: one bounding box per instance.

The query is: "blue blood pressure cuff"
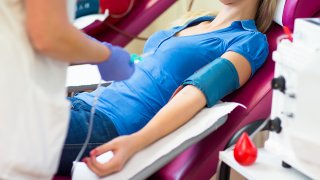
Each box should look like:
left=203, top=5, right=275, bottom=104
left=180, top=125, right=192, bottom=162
left=182, top=57, right=240, bottom=108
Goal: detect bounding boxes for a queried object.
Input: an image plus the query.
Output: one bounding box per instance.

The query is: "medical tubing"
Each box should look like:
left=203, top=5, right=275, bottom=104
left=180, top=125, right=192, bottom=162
left=188, top=0, right=194, bottom=11
left=109, top=0, right=135, bottom=19
left=104, top=21, right=148, bottom=41
left=71, top=79, right=103, bottom=175
left=103, top=0, right=195, bottom=41
left=77, top=80, right=103, bottom=161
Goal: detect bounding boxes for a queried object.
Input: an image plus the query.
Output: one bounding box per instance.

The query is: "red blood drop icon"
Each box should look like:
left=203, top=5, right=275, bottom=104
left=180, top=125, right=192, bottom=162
left=233, top=132, right=258, bottom=166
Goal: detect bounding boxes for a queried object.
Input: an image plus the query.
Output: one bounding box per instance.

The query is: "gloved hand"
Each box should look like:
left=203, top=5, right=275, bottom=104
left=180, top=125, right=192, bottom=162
left=87, top=35, right=135, bottom=81
left=98, top=42, right=135, bottom=81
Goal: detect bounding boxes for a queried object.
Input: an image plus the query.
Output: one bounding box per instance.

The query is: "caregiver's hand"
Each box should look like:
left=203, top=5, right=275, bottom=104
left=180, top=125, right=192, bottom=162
left=84, top=135, right=140, bottom=177
left=86, top=35, right=135, bottom=81
left=98, top=42, right=135, bottom=81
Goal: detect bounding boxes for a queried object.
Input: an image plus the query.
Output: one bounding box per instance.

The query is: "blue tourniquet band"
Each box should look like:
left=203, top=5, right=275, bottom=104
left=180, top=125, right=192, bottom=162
left=182, top=58, right=240, bottom=107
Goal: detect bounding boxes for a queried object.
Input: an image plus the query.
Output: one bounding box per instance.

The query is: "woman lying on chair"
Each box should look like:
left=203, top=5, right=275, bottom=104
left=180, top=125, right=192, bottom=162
left=58, top=0, right=276, bottom=176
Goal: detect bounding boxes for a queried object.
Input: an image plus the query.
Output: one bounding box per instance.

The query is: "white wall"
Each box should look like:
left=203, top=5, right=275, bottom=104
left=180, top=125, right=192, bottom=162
left=125, top=0, right=223, bottom=54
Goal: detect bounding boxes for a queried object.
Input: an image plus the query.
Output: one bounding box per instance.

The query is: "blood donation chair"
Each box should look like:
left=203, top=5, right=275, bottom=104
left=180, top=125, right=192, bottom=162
left=54, top=0, right=320, bottom=179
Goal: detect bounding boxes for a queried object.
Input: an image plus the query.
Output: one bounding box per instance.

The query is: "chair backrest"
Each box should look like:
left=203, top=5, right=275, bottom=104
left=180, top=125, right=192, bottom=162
left=84, top=0, right=176, bottom=47
left=152, top=1, right=320, bottom=179
left=274, top=0, right=320, bottom=29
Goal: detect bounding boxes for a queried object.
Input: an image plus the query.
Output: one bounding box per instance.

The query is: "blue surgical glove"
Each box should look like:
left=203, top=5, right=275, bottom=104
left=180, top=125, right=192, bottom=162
left=86, top=35, right=135, bottom=81
left=98, top=42, right=135, bottom=81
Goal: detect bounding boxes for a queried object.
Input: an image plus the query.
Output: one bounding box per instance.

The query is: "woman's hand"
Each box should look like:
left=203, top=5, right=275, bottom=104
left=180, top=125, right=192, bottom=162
left=83, top=86, right=207, bottom=177
left=83, top=135, right=140, bottom=177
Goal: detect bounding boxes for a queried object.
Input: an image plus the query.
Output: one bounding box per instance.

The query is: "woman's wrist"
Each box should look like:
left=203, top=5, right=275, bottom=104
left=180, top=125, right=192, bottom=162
left=129, top=132, right=154, bottom=152
left=129, top=128, right=163, bottom=153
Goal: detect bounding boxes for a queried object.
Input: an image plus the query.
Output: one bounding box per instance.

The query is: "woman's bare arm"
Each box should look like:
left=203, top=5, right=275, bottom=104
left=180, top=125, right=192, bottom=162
left=131, top=51, right=251, bottom=149
left=26, top=0, right=110, bottom=63
left=132, top=85, right=206, bottom=148
left=85, top=51, right=252, bottom=176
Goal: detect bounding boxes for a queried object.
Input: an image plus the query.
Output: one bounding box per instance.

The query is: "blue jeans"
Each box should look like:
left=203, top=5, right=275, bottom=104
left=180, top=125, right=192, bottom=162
left=57, top=97, right=119, bottom=175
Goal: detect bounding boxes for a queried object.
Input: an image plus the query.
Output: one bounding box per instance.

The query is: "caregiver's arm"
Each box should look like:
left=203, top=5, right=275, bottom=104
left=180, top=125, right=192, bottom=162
left=26, top=0, right=110, bottom=63
left=85, top=51, right=251, bottom=176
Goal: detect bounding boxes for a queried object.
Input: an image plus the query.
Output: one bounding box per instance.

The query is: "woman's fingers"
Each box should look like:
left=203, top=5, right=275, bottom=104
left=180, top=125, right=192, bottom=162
left=89, top=151, right=115, bottom=171
left=85, top=136, right=135, bottom=177
left=84, top=157, right=103, bottom=176
left=91, top=141, right=114, bottom=156
left=86, top=153, right=123, bottom=177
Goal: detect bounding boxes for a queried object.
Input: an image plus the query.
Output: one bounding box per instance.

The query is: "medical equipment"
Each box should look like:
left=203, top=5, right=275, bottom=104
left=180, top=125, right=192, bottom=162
left=74, top=0, right=149, bottom=41
left=71, top=80, right=103, bottom=176
left=294, top=18, right=320, bottom=50
left=130, top=54, right=143, bottom=63
left=183, top=58, right=240, bottom=107
left=265, top=17, right=320, bottom=179
left=74, top=11, right=109, bottom=29
left=75, top=0, right=136, bottom=23
left=217, top=0, right=320, bottom=179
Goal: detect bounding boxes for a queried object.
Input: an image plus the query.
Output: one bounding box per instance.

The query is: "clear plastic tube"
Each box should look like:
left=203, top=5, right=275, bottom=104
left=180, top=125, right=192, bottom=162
left=71, top=79, right=104, bottom=176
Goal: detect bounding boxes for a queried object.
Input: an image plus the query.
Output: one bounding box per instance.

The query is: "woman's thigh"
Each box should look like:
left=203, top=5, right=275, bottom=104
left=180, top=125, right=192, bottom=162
left=57, top=97, right=119, bottom=175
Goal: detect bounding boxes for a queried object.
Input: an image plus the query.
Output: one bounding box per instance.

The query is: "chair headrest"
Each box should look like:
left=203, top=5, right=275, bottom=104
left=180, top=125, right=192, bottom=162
left=273, top=0, right=320, bottom=30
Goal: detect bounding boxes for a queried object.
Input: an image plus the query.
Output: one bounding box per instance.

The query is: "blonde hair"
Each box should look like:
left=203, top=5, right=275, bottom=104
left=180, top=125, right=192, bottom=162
left=173, top=0, right=277, bottom=33
left=256, top=0, right=277, bottom=33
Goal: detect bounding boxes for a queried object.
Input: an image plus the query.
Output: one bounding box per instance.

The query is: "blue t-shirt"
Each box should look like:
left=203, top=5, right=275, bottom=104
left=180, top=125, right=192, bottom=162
left=76, top=16, right=269, bottom=135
